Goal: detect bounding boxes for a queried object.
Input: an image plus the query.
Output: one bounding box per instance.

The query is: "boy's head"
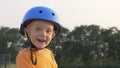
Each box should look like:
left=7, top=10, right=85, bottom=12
left=24, top=20, right=56, bottom=49
left=20, top=6, right=60, bottom=49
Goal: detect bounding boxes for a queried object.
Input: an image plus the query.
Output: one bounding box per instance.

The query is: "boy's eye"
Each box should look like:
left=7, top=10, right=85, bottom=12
left=35, top=27, right=41, bottom=31
left=46, top=30, right=52, bottom=33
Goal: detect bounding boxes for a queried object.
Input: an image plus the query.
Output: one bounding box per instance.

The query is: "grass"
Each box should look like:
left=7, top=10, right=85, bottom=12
left=8, top=64, right=16, bottom=68
left=0, top=64, right=16, bottom=68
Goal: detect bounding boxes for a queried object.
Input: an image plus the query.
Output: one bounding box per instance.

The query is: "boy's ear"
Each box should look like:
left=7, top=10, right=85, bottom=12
left=23, top=28, right=28, bottom=37
left=52, top=32, right=56, bottom=38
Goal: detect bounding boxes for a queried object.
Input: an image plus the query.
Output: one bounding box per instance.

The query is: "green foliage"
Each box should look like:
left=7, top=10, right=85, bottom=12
left=54, top=25, right=120, bottom=68
left=0, top=27, right=21, bottom=62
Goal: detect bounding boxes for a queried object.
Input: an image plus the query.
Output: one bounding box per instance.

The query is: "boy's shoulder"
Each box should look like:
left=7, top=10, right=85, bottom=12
left=17, top=48, right=30, bottom=57
left=16, top=48, right=30, bottom=62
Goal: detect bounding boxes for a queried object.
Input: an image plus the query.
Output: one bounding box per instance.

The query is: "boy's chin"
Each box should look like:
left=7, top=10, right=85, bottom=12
left=36, top=45, right=46, bottom=49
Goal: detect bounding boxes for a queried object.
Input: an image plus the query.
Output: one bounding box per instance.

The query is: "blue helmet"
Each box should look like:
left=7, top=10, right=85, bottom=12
left=20, top=6, right=60, bottom=35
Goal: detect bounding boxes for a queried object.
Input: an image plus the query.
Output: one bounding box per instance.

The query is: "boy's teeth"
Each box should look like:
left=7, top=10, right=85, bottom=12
left=38, top=39, right=45, bottom=42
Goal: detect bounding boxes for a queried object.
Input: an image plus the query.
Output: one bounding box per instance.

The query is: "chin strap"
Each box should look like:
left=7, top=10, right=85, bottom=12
left=30, top=47, right=37, bottom=65
left=26, top=34, right=37, bottom=65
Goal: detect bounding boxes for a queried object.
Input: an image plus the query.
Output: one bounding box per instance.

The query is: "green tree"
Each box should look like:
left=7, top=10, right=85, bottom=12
left=101, top=27, right=120, bottom=62
left=67, top=25, right=102, bottom=65
left=0, top=27, right=21, bottom=62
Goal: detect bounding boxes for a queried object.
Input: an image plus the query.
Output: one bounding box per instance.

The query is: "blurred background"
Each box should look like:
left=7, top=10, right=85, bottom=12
left=0, top=0, right=120, bottom=68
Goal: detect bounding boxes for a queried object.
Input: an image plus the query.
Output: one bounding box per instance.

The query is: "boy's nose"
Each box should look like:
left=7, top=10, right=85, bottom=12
left=40, top=31, right=46, bottom=37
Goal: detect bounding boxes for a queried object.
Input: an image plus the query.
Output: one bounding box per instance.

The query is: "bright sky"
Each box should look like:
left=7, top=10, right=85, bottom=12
left=0, top=0, right=120, bottom=30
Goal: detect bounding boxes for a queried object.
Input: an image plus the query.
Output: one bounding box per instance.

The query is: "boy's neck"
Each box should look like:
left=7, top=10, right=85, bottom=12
left=30, top=46, right=43, bottom=51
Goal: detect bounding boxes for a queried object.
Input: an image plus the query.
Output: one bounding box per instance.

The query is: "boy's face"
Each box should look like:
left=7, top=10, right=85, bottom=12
left=24, top=20, right=55, bottom=49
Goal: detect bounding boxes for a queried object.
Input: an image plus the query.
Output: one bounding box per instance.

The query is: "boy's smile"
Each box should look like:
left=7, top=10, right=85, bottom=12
left=24, top=20, right=55, bottom=49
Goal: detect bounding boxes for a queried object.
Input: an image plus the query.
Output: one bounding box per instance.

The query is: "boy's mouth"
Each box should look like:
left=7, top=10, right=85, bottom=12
left=37, top=39, right=46, bottom=42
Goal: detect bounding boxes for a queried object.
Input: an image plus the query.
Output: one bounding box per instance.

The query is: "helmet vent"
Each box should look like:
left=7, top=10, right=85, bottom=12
left=52, top=13, right=55, bottom=16
left=39, top=10, right=43, bottom=13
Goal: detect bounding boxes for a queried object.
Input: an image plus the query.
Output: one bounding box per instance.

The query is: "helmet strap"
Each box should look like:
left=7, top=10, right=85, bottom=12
left=30, top=46, right=37, bottom=65
left=25, top=34, right=36, bottom=48
left=25, top=34, right=37, bottom=65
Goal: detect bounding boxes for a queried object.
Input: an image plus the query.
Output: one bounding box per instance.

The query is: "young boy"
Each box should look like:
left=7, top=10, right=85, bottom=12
left=16, top=6, right=60, bottom=68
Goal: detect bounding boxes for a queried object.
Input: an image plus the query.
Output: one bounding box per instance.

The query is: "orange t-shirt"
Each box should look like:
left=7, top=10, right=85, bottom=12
left=16, top=48, right=58, bottom=68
